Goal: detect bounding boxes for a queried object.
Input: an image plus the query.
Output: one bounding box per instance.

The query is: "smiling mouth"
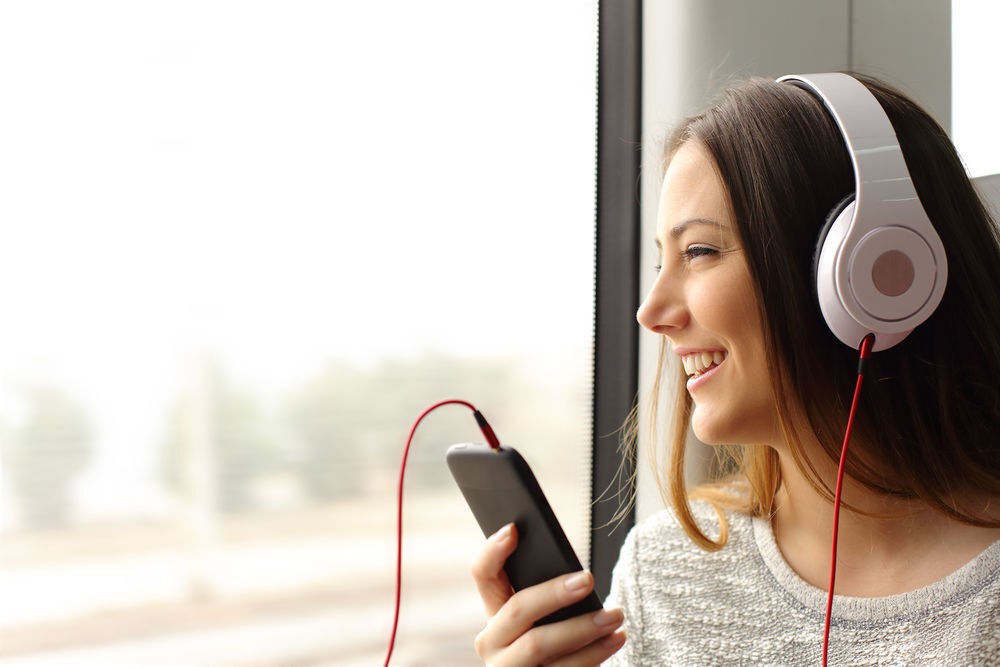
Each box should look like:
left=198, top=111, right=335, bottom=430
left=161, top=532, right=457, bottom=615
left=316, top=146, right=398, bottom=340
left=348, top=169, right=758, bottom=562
left=681, top=350, right=728, bottom=377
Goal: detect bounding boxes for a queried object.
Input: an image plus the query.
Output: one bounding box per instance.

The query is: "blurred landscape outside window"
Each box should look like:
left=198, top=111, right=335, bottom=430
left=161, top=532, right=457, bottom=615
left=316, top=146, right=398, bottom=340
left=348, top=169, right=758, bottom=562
left=0, top=2, right=598, bottom=665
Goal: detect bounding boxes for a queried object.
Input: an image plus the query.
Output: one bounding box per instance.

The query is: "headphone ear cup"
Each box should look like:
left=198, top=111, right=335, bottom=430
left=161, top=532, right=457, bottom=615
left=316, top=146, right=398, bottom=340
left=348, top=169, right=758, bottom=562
left=813, top=193, right=855, bottom=307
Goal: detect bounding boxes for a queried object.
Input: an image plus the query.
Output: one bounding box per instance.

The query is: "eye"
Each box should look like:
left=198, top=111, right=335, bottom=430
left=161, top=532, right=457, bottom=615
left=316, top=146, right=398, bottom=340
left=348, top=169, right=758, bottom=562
left=681, top=245, right=718, bottom=261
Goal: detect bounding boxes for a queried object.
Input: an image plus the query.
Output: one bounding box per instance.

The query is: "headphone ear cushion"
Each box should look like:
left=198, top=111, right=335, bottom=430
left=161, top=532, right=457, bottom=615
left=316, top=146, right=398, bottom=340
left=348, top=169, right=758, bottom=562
left=812, top=193, right=855, bottom=305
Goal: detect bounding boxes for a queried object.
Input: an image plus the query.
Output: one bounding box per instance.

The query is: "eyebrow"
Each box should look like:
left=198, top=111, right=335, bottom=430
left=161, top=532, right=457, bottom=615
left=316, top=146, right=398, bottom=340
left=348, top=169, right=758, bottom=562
left=655, top=217, right=729, bottom=249
left=669, top=217, right=727, bottom=238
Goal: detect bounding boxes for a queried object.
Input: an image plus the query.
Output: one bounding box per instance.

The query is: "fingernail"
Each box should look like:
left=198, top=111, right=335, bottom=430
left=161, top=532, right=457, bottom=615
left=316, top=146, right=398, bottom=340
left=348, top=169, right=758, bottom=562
left=564, top=571, right=591, bottom=592
left=593, top=608, right=623, bottom=627
left=601, top=631, right=626, bottom=649
left=494, top=524, right=512, bottom=544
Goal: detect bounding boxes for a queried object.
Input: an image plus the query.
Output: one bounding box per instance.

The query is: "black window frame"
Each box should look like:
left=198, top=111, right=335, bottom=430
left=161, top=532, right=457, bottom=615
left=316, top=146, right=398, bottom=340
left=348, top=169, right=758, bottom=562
left=590, top=0, right=642, bottom=599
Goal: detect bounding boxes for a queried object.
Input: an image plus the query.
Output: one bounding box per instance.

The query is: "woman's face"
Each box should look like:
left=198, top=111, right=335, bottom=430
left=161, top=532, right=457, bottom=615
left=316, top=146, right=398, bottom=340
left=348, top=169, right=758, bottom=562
left=637, top=142, right=779, bottom=446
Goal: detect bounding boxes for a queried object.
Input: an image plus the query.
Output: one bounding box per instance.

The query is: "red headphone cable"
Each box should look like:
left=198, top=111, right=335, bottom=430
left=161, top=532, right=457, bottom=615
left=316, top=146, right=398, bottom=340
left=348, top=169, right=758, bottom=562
left=822, top=333, right=875, bottom=666
left=384, top=399, right=501, bottom=667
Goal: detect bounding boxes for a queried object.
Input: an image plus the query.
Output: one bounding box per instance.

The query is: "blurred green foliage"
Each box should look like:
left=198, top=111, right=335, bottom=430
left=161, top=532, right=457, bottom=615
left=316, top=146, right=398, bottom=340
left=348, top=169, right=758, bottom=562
left=1, top=351, right=588, bottom=524
left=158, top=352, right=529, bottom=513
left=284, top=352, right=520, bottom=498
left=1, top=386, right=93, bottom=528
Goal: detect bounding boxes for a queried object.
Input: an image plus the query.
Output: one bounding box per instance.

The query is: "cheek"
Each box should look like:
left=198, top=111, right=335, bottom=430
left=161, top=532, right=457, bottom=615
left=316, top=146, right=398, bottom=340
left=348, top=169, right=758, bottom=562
left=687, top=281, right=732, bottom=330
left=688, top=285, right=759, bottom=346
left=689, top=278, right=778, bottom=444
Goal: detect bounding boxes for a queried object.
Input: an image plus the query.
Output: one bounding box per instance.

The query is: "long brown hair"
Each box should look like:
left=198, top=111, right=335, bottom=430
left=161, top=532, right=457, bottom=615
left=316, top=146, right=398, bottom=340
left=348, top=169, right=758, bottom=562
left=642, top=74, right=1000, bottom=550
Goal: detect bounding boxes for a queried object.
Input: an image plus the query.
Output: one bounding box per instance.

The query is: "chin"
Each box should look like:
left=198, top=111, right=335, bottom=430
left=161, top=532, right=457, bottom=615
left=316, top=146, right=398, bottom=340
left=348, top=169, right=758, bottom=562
left=691, top=405, right=781, bottom=447
left=690, top=407, right=761, bottom=446
left=690, top=411, right=727, bottom=446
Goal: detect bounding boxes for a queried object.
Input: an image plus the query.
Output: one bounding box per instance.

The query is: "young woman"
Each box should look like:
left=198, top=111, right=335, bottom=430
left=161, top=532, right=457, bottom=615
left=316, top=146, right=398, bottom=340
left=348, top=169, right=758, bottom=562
left=470, top=74, right=1000, bottom=665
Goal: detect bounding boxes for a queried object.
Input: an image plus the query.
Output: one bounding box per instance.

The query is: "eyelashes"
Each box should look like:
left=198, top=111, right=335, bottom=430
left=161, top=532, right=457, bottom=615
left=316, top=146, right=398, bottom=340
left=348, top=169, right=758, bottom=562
left=682, top=245, right=718, bottom=260
left=653, top=245, right=719, bottom=273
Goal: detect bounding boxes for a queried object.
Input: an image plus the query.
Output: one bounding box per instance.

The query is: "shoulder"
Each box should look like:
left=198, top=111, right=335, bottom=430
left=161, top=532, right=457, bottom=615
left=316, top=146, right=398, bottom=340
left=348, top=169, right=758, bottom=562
left=609, top=499, right=759, bottom=604
left=604, top=501, right=764, bottom=664
left=620, top=499, right=754, bottom=563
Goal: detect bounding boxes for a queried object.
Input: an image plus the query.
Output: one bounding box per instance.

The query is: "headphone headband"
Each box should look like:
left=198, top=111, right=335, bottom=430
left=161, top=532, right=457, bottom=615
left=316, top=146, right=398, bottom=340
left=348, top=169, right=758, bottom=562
left=778, top=73, right=948, bottom=351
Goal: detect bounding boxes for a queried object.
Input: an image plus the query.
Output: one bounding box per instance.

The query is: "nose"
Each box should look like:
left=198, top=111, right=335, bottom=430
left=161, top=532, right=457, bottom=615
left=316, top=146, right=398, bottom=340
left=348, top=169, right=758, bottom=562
left=636, top=272, right=688, bottom=335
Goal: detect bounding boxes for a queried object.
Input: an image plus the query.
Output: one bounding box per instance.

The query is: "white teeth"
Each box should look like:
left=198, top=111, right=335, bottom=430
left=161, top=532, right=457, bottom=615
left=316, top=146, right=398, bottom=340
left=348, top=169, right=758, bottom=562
left=680, top=350, right=728, bottom=376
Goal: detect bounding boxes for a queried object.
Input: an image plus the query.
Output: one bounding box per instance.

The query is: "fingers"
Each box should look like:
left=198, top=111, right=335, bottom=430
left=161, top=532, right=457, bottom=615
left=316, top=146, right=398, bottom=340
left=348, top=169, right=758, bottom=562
left=470, top=523, right=518, bottom=617
left=470, top=525, right=628, bottom=666
left=487, top=570, right=600, bottom=648
left=548, top=628, right=627, bottom=667
left=489, top=607, right=626, bottom=667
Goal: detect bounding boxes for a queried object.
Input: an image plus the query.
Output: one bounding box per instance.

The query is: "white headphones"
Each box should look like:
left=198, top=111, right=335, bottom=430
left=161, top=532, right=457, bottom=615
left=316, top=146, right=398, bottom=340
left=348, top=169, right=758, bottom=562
left=778, top=73, right=948, bottom=352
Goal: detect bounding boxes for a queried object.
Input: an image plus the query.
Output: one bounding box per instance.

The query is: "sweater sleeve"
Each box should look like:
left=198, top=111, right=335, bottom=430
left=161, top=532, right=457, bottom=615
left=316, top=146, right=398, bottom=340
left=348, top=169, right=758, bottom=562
left=601, top=524, right=642, bottom=666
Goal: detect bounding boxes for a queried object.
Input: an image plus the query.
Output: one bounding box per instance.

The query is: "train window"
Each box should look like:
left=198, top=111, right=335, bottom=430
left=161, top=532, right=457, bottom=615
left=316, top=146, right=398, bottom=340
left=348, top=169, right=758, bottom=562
left=0, top=2, right=598, bottom=663
left=953, top=2, right=1000, bottom=178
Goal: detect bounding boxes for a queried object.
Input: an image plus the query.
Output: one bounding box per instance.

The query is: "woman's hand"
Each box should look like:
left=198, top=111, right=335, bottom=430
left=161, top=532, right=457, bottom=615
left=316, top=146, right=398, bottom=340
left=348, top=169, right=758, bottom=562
left=470, top=523, right=626, bottom=666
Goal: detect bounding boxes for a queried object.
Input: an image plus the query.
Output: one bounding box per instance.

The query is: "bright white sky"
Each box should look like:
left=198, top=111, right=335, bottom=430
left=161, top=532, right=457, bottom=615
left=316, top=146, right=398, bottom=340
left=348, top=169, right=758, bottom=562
left=0, top=0, right=599, bottom=378
left=0, top=1, right=599, bottom=517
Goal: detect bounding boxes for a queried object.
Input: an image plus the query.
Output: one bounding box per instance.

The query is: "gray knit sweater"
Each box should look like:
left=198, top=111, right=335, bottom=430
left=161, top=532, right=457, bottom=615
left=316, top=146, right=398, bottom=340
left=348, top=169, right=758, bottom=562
left=604, top=501, right=1000, bottom=665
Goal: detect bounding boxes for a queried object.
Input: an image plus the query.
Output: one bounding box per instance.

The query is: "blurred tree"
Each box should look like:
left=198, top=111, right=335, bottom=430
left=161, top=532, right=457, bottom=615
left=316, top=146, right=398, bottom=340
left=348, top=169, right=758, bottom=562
left=161, top=357, right=290, bottom=513
left=283, top=360, right=365, bottom=500
left=159, top=351, right=556, bottom=508
left=1, top=385, right=93, bottom=529
left=284, top=352, right=519, bottom=499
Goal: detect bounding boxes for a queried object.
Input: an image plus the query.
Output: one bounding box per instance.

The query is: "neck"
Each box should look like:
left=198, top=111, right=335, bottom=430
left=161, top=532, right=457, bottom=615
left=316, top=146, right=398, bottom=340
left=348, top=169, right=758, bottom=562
left=771, top=442, right=1000, bottom=597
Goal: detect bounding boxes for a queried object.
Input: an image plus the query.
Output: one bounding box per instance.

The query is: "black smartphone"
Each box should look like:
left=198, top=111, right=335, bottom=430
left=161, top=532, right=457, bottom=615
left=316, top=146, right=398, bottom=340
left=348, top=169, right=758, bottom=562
left=446, top=442, right=603, bottom=625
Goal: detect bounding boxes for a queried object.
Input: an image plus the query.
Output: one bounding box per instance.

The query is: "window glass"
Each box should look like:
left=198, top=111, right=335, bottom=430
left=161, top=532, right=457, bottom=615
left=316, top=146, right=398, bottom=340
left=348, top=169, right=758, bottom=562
left=0, top=2, right=597, bottom=664
left=952, top=1, right=1000, bottom=178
